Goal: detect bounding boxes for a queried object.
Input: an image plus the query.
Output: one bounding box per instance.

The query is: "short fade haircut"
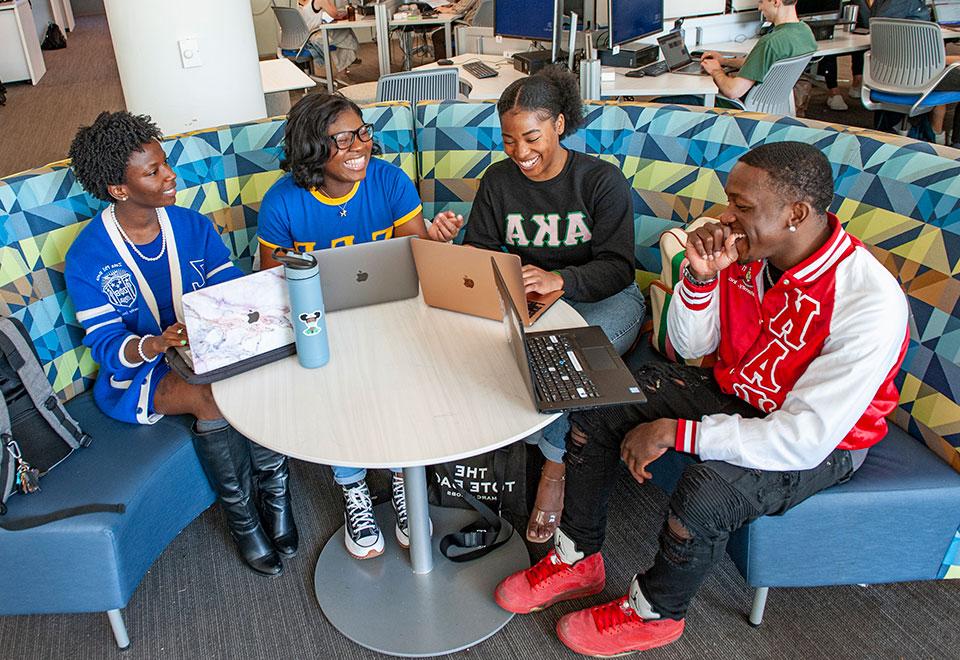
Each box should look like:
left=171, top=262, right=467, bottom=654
left=281, top=92, right=381, bottom=191
left=68, top=111, right=163, bottom=202
left=738, top=142, right=835, bottom=215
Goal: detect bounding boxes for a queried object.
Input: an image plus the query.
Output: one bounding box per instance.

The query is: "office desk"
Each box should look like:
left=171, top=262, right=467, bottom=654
left=0, top=0, right=45, bottom=84
left=309, top=15, right=377, bottom=93
left=389, top=12, right=462, bottom=71
left=601, top=68, right=719, bottom=105
left=212, top=295, right=586, bottom=656
left=259, top=58, right=316, bottom=117
left=705, top=26, right=960, bottom=58
left=414, top=53, right=525, bottom=99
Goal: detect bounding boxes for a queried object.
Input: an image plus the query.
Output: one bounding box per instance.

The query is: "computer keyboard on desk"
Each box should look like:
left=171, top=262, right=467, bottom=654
left=625, top=60, right=668, bottom=78
left=462, top=61, right=498, bottom=79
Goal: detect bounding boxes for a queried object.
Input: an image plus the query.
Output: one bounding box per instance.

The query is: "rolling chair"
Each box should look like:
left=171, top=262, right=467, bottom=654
left=375, top=68, right=459, bottom=106
left=718, top=52, right=814, bottom=116
left=862, top=18, right=960, bottom=137
left=272, top=4, right=336, bottom=87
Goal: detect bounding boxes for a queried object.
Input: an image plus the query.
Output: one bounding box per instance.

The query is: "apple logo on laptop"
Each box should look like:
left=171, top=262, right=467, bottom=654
left=356, top=270, right=369, bottom=283
left=463, top=275, right=475, bottom=289
left=247, top=310, right=260, bottom=324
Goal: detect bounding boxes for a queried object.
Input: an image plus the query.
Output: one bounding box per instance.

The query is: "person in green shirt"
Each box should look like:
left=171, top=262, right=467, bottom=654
left=700, top=0, right=816, bottom=102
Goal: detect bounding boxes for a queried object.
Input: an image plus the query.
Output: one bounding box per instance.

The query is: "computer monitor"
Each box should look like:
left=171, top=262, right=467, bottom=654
left=494, top=0, right=556, bottom=41
left=608, top=0, right=664, bottom=47
left=796, top=0, right=843, bottom=18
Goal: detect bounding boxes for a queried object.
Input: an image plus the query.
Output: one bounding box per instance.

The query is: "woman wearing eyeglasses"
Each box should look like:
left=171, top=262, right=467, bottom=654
left=257, top=93, right=461, bottom=562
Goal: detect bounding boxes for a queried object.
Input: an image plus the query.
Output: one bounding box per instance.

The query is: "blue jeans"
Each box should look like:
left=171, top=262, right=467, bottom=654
left=531, top=283, right=647, bottom=463
left=332, top=466, right=401, bottom=486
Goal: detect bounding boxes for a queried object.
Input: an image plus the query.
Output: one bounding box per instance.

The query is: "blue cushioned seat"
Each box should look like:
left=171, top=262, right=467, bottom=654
left=648, top=425, right=960, bottom=589
left=0, top=392, right=214, bottom=616
left=867, top=90, right=960, bottom=107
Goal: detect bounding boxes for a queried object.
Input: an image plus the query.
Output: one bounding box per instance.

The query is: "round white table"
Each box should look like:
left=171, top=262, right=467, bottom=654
left=212, top=294, right=585, bottom=656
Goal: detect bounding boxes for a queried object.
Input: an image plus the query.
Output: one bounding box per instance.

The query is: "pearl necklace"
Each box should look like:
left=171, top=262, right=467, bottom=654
left=110, top=204, right=167, bottom=262
left=320, top=186, right=348, bottom=217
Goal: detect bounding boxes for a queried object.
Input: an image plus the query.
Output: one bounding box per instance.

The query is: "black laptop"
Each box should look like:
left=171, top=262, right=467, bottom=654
left=492, top=259, right=647, bottom=414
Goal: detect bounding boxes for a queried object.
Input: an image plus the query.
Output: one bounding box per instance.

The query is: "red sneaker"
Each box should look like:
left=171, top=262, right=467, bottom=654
left=556, top=595, right=685, bottom=657
left=494, top=550, right=605, bottom=614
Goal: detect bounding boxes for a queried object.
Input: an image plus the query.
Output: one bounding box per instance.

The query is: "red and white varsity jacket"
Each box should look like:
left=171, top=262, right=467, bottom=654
left=667, top=215, right=910, bottom=471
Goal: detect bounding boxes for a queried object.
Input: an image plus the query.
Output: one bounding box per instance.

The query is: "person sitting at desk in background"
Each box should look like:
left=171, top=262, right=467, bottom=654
left=298, top=0, right=361, bottom=81
left=257, top=93, right=463, bottom=560
left=699, top=0, right=816, bottom=103
left=463, top=65, right=645, bottom=545
left=493, top=141, right=910, bottom=656
left=432, top=0, right=484, bottom=60
left=818, top=0, right=930, bottom=111
left=64, top=112, right=299, bottom=578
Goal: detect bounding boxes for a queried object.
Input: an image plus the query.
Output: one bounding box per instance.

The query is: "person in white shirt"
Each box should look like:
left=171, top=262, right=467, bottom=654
left=298, top=0, right=360, bottom=76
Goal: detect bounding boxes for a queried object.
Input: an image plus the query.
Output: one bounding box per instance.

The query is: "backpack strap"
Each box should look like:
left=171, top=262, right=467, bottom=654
left=437, top=450, right=514, bottom=562
left=0, top=318, right=90, bottom=448
left=0, top=396, right=14, bottom=507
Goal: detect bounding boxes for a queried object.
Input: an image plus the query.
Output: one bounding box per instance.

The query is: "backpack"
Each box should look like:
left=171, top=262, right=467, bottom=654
left=649, top=217, right=719, bottom=367
left=0, top=317, right=121, bottom=529
left=0, top=78, right=6, bottom=106
left=40, top=23, right=67, bottom=51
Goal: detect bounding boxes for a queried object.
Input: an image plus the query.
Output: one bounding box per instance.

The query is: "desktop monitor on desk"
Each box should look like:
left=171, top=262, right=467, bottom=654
left=608, top=0, right=664, bottom=47
left=797, top=0, right=843, bottom=19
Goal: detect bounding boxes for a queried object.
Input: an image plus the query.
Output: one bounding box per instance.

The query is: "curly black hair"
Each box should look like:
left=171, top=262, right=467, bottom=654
left=739, top=142, right=835, bottom=215
left=281, top=92, right=382, bottom=191
left=497, top=64, right=584, bottom=138
left=68, top=111, right=163, bottom=202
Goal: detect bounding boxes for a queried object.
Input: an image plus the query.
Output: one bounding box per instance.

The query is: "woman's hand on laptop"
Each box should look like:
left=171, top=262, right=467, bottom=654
left=521, top=265, right=563, bottom=295
left=155, top=323, right=189, bottom=351
left=427, top=211, right=464, bottom=242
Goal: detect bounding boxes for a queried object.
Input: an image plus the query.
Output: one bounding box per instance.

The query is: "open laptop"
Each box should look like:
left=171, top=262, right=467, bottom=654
left=657, top=32, right=735, bottom=76
left=171, top=267, right=297, bottom=383
left=310, top=235, right=419, bottom=313
left=412, top=239, right=562, bottom=326
left=935, top=1, right=960, bottom=27
left=492, top=259, right=646, bottom=413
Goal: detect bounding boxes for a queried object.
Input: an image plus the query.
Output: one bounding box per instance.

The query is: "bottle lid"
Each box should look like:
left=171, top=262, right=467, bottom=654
left=273, top=248, right=318, bottom=270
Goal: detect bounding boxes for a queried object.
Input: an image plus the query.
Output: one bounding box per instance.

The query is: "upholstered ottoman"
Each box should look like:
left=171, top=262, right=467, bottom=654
left=0, top=392, right=214, bottom=647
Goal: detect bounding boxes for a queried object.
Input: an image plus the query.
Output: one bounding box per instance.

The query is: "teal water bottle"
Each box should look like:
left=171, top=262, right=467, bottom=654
left=273, top=249, right=329, bottom=368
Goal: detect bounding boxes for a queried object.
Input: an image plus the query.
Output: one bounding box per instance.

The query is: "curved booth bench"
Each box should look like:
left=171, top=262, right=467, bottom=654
left=1, top=100, right=958, bottom=645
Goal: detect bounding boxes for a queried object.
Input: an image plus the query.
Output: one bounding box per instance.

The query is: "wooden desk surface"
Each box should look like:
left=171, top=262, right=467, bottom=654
left=212, top=295, right=586, bottom=468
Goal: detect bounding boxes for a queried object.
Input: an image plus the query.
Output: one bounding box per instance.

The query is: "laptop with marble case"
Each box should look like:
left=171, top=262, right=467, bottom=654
left=168, top=267, right=296, bottom=384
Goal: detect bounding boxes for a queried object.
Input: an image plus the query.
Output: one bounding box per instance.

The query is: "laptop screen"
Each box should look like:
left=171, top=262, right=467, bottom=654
left=936, top=2, right=960, bottom=25
left=657, top=31, right=692, bottom=69
left=491, top=259, right=539, bottom=406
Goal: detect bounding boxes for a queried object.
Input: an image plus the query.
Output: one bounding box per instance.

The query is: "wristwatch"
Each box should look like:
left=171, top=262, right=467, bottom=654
left=683, top=265, right=717, bottom=287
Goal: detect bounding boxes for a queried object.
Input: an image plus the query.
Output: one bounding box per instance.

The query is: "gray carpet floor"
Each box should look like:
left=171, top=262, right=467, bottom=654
left=1, top=14, right=959, bottom=660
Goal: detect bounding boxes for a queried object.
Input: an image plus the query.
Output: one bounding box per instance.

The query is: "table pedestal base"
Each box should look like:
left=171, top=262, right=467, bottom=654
left=314, top=503, right=530, bottom=657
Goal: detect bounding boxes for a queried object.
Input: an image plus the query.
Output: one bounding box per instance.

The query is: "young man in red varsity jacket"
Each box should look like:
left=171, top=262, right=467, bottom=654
left=494, top=141, right=910, bottom=656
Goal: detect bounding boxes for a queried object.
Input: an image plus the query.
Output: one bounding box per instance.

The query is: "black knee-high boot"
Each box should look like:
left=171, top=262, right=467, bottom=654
left=249, top=442, right=299, bottom=557
left=191, top=422, right=283, bottom=577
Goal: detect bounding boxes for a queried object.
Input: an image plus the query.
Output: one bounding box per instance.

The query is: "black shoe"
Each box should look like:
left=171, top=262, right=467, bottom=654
left=191, top=422, right=283, bottom=577
left=249, top=442, right=299, bottom=557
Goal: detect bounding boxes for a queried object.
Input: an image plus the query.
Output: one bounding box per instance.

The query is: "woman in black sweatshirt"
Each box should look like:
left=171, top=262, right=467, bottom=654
left=464, top=65, right=645, bottom=544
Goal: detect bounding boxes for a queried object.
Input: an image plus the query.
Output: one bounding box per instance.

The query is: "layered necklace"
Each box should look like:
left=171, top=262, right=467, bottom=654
left=110, top=204, right=167, bottom=262
left=319, top=186, right=349, bottom=217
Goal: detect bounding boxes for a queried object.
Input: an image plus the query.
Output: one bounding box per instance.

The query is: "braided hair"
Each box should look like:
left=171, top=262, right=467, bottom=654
left=497, top=64, right=584, bottom=138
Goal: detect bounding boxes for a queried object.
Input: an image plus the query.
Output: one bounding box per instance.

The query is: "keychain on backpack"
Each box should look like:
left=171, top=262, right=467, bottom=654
left=5, top=441, right=40, bottom=495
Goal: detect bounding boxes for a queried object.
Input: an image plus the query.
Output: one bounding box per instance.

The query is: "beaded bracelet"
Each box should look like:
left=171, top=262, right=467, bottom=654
left=683, top=264, right=718, bottom=287
left=137, top=334, right=156, bottom=363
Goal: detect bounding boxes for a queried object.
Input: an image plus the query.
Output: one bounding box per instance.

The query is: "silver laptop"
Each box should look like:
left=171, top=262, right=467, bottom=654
left=658, top=32, right=734, bottom=76
left=310, top=235, right=420, bottom=312
left=176, top=267, right=296, bottom=379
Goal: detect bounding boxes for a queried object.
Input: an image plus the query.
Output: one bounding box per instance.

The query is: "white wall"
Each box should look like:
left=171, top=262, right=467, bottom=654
left=663, top=0, right=725, bottom=20
left=103, top=0, right=266, bottom=135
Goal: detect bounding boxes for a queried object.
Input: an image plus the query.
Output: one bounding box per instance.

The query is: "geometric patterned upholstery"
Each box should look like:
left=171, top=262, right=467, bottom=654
left=0, top=101, right=417, bottom=402
left=417, top=100, right=960, bottom=481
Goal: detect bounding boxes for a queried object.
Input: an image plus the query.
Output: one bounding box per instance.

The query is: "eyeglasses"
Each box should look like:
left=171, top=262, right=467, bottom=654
left=327, top=123, right=375, bottom=150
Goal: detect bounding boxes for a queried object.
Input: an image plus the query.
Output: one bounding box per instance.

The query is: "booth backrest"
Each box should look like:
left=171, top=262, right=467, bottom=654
left=0, top=101, right=417, bottom=401
left=416, top=100, right=960, bottom=476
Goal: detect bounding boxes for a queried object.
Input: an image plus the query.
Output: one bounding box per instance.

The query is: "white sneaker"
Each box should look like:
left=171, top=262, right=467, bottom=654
left=934, top=131, right=947, bottom=146
left=342, top=480, right=384, bottom=559
left=391, top=473, right=433, bottom=549
left=848, top=85, right=862, bottom=100
left=826, top=94, right=849, bottom=111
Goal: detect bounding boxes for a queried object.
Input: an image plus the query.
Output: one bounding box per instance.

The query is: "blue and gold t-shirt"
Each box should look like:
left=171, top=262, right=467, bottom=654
left=257, top=157, right=423, bottom=253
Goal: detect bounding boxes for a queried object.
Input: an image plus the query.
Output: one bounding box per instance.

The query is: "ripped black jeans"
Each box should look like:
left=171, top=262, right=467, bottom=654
left=564, top=361, right=855, bottom=620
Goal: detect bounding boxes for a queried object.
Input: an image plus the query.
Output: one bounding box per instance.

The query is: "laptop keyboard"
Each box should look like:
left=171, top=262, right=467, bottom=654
left=527, top=334, right=599, bottom=402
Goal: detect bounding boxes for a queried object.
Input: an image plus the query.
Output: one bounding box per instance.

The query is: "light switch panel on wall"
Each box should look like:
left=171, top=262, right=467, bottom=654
left=179, top=38, right=202, bottom=69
